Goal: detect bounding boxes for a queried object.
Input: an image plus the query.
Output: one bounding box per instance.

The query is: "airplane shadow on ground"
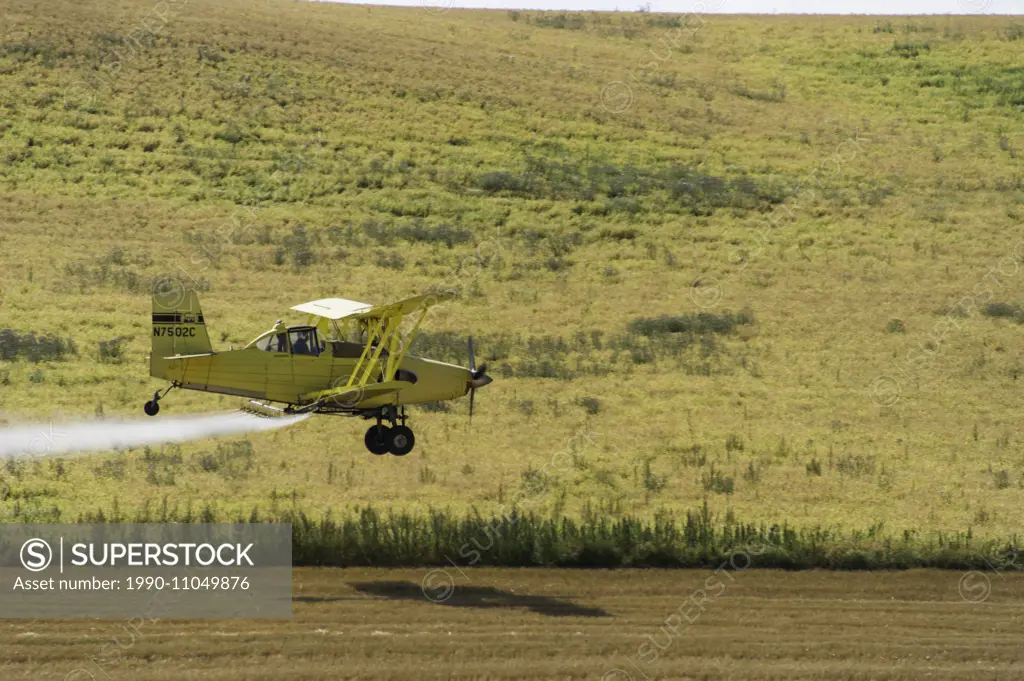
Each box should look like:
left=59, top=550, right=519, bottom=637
left=340, top=581, right=612, bottom=618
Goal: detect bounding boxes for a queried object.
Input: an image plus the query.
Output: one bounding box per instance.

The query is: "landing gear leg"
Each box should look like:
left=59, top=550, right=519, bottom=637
left=364, top=414, right=391, bottom=456
left=144, top=385, right=174, bottom=417
left=388, top=406, right=415, bottom=456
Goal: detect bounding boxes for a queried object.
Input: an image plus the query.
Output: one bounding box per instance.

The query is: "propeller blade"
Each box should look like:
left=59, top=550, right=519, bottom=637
left=467, top=335, right=491, bottom=426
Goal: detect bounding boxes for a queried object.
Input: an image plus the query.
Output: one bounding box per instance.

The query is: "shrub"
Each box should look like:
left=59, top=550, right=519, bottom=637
left=44, top=503, right=1024, bottom=571
left=395, top=221, right=472, bottom=248
left=545, top=256, right=570, bottom=271
left=676, top=445, right=707, bottom=468
left=470, top=159, right=787, bottom=215
left=198, top=45, right=227, bottom=63
left=628, top=311, right=754, bottom=336
left=478, top=171, right=534, bottom=194
left=521, top=467, right=554, bottom=495
left=594, top=468, right=617, bottom=487
left=645, top=15, right=682, bottom=28
left=145, top=466, right=176, bottom=486
left=0, top=329, right=77, bottom=362
left=835, top=455, right=876, bottom=477
left=375, top=251, right=406, bottom=270
left=213, top=124, right=245, bottom=144
left=994, top=469, right=1012, bottom=489
left=730, top=84, right=786, bottom=103
left=418, top=464, right=437, bottom=484
left=982, top=302, right=1024, bottom=323
left=742, top=461, right=761, bottom=484
left=98, top=336, right=131, bottom=364
left=642, top=461, right=667, bottom=494
left=281, top=225, right=316, bottom=269
left=93, top=459, right=126, bottom=481
left=512, top=398, right=535, bottom=417
left=702, top=465, right=734, bottom=494
left=599, top=227, right=638, bottom=241
left=533, top=12, right=585, bottom=30
left=196, top=440, right=255, bottom=479
left=578, top=396, right=601, bottom=415
left=892, top=41, right=929, bottom=58
left=977, top=70, right=1024, bottom=109
left=886, top=318, right=906, bottom=334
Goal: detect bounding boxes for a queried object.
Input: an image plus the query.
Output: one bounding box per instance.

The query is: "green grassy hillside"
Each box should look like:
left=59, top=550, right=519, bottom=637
left=1, top=0, right=1023, bottom=539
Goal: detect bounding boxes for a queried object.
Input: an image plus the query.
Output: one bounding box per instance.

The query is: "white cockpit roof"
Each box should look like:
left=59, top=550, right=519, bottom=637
left=291, top=291, right=457, bottom=321
left=290, top=298, right=372, bottom=320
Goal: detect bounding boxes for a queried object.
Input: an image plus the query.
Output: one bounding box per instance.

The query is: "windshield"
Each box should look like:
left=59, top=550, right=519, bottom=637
left=253, top=330, right=288, bottom=353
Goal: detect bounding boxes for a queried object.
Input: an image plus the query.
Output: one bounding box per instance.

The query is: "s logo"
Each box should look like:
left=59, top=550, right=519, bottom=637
left=20, top=538, right=53, bottom=572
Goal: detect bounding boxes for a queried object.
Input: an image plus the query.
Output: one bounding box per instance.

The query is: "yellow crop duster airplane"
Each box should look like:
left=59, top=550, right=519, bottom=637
left=146, top=288, right=492, bottom=456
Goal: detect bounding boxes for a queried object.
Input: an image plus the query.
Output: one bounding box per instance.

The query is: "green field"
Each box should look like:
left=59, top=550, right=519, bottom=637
left=1, top=0, right=1024, bottom=546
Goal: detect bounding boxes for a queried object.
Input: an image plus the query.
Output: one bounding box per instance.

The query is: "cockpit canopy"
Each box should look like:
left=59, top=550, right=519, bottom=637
left=246, top=326, right=326, bottom=356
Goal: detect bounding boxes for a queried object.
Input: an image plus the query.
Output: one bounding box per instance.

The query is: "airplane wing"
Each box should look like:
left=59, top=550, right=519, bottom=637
left=291, top=290, right=456, bottom=322
left=350, top=290, right=457, bottom=320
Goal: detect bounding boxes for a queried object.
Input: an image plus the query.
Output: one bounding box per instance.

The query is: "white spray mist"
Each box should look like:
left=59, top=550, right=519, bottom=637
left=0, top=411, right=310, bottom=458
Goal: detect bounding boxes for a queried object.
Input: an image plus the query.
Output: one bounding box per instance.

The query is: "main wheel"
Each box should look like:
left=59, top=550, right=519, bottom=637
left=144, top=401, right=160, bottom=416
left=364, top=425, right=391, bottom=455
left=388, top=425, right=415, bottom=456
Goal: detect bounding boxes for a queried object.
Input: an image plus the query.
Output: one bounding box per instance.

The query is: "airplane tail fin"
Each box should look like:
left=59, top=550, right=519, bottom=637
left=151, top=285, right=213, bottom=379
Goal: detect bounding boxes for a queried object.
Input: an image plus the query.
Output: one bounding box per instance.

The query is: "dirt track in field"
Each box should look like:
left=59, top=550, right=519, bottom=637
left=2, top=568, right=1022, bottom=680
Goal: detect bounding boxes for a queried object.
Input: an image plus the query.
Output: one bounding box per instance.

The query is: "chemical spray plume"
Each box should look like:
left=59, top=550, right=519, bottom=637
left=0, top=411, right=310, bottom=458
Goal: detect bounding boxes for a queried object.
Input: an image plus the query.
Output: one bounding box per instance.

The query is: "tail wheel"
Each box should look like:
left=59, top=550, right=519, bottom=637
left=364, top=425, right=391, bottom=455
left=144, top=401, right=160, bottom=416
left=389, top=425, right=415, bottom=456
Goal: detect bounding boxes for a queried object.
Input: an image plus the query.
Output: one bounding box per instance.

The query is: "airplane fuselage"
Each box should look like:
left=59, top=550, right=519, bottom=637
left=157, top=346, right=472, bottom=410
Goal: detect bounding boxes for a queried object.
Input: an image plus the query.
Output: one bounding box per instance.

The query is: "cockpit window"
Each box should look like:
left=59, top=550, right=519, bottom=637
left=250, top=326, right=326, bottom=354
left=289, top=328, right=319, bottom=356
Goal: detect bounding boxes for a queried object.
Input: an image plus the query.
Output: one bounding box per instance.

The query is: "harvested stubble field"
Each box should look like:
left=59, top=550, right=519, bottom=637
left=2, top=568, right=1023, bottom=680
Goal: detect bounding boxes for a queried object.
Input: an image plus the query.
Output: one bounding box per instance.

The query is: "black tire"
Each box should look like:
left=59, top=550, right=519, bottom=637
left=364, top=425, right=391, bottom=455
left=388, top=425, right=415, bottom=456
left=144, top=401, right=160, bottom=416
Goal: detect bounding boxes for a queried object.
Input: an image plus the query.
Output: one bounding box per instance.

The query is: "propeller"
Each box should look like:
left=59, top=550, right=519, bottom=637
left=467, top=335, right=492, bottom=423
